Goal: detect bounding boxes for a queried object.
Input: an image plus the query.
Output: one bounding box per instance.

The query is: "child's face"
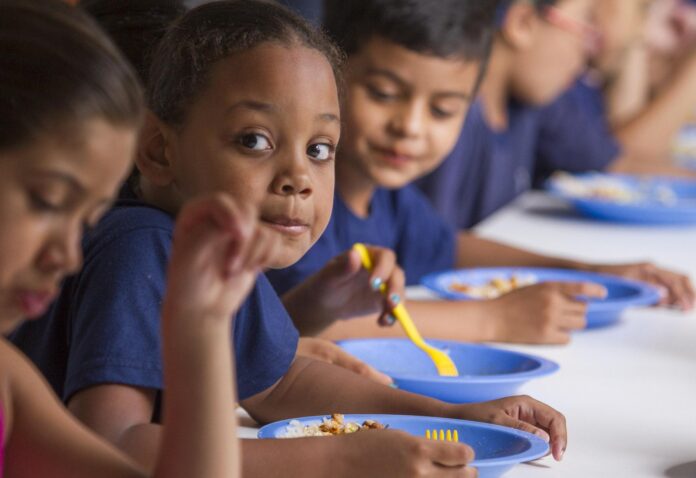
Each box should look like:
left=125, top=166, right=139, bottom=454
left=339, top=38, right=479, bottom=189
left=508, top=0, right=595, bottom=105
left=162, top=43, right=340, bottom=268
left=591, top=0, right=653, bottom=74
left=0, top=121, right=135, bottom=332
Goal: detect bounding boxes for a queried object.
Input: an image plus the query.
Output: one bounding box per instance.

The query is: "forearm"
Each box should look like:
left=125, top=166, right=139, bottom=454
left=609, top=154, right=696, bottom=178
left=318, top=300, right=496, bottom=342
left=241, top=357, right=445, bottom=424
left=614, top=51, right=696, bottom=159
left=605, top=43, right=650, bottom=126
left=456, top=233, right=584, bottom=270
left=155, top=316, right=239, bottom=478
left=241, top=438, right=339, bottom=478
left=282, top=286, right=334, bottom=336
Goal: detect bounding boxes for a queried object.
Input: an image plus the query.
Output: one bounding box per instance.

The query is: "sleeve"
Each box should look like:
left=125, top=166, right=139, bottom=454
left=233, top=274, right=299, bottom=400
left=394, top=187, right=457, bottom=285
left=534, top=83, right=621, bottom=186
left=63, top=226, right=172, bottom=401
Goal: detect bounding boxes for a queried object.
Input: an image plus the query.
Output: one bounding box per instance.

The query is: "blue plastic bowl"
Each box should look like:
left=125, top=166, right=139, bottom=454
left=546, top=173, right=696, bottom=225
left=421, top=267, right=661, bottom=329
left=338, top=339, right=558, bottom=403
left=258, top=414, right=549, bottom=478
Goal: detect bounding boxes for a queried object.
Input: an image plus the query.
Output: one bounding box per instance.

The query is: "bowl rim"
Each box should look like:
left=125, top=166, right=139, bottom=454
left=256, top=413, right=550, bottom=467
left=420, top=267, right=661, bottom=313
left=337, top=338, right=560, bottom=384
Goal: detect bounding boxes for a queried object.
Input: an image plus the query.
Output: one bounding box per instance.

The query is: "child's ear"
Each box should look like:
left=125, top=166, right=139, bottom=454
left=500, top=2, right=539, bottom=50
left=136, top=111, right=176, bottom=187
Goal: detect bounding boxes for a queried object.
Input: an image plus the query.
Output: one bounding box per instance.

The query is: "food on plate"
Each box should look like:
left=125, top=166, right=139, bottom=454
left=282, top=414, right=387, bottom=438
left=449, top=274, right=537, bottom=299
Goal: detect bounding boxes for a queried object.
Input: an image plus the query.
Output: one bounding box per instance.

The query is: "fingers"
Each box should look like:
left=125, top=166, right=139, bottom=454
left=647, top=268, right=695, bottom=310
left=296, top=338, right=393, bottom=385
left=544, top=281, right=607, bottom=300
left=508, top=396, right=568, bottom=462
left=383, top=267, right=406, bottom=311
left=335, top=349, right=393, bottom=386
left=422, top=439, right=475, bottom=468
left=365, top=246, right=397, bottom=292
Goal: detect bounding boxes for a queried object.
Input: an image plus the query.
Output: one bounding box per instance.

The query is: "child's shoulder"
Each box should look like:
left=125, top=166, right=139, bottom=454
left=97, top=198, right=175, bottom=237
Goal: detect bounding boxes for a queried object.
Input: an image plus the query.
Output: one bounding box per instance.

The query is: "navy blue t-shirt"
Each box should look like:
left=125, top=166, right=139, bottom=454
left=267, top=186, right=456, bottom=295
left=10, top=198, right=299, bottom=406
left=534, top=76, right=621, bottom=185
left=416, top=99, right=542, bottom=230
left=417, top=85, right=620, bottom=230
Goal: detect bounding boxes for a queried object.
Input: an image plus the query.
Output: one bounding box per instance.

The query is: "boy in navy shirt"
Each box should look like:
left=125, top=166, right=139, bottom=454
left=11, top=2, right=569, bottom=476
left=419, top=0, right=696, bottom=231
left=268, top=0, right=694, bottom=346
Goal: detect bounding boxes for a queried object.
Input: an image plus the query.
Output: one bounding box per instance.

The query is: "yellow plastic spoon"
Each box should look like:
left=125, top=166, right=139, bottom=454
left=352, top=243, right=458, bottom=377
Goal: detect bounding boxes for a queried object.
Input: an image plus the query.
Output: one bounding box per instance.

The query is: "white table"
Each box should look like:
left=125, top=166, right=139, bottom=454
left=240, top=192, right=696, bottom=478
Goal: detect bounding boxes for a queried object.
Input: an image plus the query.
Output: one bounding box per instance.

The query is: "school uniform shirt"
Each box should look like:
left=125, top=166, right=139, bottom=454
left=533, top=76, right=621, bottom=186
left=416, top=99, right=542, bottom=230
left=417, top=85, right=620, bottom=231
left=10, top=197, right=299, bottom=408
left=266, top=186, right=457, bottom=296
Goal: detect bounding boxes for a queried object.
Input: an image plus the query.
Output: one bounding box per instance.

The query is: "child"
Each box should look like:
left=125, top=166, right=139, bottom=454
left=419, top=0, right=696, bottom=231
left=267, top=0, right=695, bottom=347
left=11, top=1, right=568, bottom=476
left=0, top=0, right=264, bottom=476
left=533, top=0, right=696, bottom=185
left=81, top=0, right=391, bottom=386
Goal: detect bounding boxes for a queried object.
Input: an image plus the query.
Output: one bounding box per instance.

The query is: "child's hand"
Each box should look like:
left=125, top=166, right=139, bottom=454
left=296, top=337, right=393, bottom=386
left=334, top=429, right=476, bottom=477
left=288, top=245, right=405, bottom=327
left=164, top=193, right=279, bottom=324
left=588, top=262, right=695, bottom=311
left=488, top=282, right=607, bottom=344
left=450, top=395, right=567, bottom=462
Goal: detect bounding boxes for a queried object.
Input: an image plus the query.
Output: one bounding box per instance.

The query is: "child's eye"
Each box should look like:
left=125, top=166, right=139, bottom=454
left=239, top=133, right=272, bottom=151
left=431, top=106, right=457, bottom=120
left=29, top=191, right=63, bottom=212
left=307, top=143, right=334, bottom=161
left=366, top=85, right=398, bottom=102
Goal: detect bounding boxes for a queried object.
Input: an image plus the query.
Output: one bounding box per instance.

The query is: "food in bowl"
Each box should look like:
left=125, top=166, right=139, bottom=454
left=449, top=274, right=537, bottom=299
left=282, top=413, right=386, bottom=438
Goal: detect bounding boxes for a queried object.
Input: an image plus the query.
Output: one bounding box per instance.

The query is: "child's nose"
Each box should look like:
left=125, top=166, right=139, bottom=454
left=39, top=225, right=84, bottom=277
left=388, top=101, right=426, bottom=138
left=272, top=157, right=313, bottom=197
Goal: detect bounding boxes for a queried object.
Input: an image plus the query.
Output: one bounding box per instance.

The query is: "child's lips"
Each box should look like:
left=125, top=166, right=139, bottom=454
left=262, top=216, right=310, bottom=237
left=371, top=146, right=418, bottom=167
left=16, top=289, right=57, bottom=318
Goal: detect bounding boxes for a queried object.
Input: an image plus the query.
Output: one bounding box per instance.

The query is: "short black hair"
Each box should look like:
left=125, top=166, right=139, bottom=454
left=0, top=0, right=142, bottom=150
left=148, top=0, right=343, bottom=127
left=80, top=0, right=187, bottom=85
left=322, top=0, right=499, bottom=61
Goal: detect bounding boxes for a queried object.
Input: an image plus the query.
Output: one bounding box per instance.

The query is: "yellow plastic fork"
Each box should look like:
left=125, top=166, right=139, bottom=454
left=352, top=243, right=458, bottom=377
left=425, top=429, right=460, bottom=442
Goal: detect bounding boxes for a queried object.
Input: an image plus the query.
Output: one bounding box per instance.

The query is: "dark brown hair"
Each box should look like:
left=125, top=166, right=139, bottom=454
left=147, top=0, right=344, bottom=127
left=80, top=0, right=187, bottom=85
left=0, top=0, right=143, bottom=150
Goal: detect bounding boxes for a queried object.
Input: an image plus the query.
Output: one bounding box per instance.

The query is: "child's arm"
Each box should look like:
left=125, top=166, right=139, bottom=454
left=319, top=281, right=600, bottom=344
left=5, top=193, right=274, bottom=478
left=155, top=193, right=278, bottom=478
left=282, top=245, right=404, bottom=335
left=296, top=337, right=393, bottom=385
left=242, top=356, right=567, bottom=461
left=611, top=49, right=696, bottom=162
left=457, top=232, right=695, bottom=309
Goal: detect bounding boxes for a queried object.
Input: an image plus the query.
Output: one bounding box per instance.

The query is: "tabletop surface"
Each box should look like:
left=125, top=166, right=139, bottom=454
left=239, top=192, right=696, bottom=478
